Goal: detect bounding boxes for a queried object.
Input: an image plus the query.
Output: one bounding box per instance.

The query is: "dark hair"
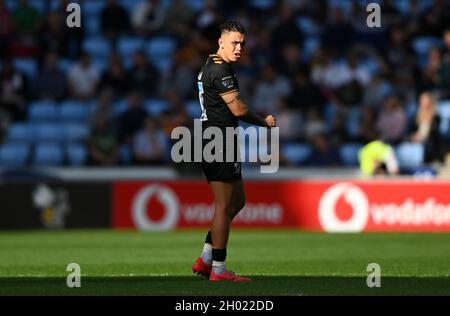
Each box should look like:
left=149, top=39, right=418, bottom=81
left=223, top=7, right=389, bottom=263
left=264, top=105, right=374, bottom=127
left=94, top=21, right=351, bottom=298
left=220, top=20, right=246, bottom=35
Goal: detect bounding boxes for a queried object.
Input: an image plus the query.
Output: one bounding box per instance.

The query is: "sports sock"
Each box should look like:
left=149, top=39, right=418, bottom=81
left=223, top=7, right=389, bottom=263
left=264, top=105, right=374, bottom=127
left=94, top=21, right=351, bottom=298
left=200, top=231, right=212, bottom=263
left=212, top=248, right=227, bottom=274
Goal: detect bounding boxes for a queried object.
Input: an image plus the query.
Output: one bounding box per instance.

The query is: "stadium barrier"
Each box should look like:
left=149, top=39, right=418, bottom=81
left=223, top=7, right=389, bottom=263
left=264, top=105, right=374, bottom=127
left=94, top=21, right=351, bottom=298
left=3, top=179, right=450, bottom=232
left=0, top=182, right=111, bottom=230
left=113, top=180, right=450, bottom=232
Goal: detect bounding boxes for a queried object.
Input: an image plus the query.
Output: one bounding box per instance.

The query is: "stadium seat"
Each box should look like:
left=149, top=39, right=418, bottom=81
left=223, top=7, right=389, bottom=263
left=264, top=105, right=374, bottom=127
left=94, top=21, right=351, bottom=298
left=85, top=18, right=100, bottom=36
left=149, top=55, right=173, bottom=73
left=340, top=143, right=363, bottom=167
left=28, top=101, right=58, bottom=122
left=296, top=17, right=321, bottom=36
left=13, top=58, right=38, bottom=79
left=395, top=142, right=424, bottom=168
left=82, top=0, right=105, bottom=17
left=82, top=37, right=111, bottom=59
left=144, top=99, right=169, bottom=116
left=346, top=108, right=361, bottom=138
left=0, top=143, right=30, bottom=167
left=412, top=36, right=442, bottom=56
left=184, top=0, right=205, bottom=11
left=303, top=36, right=321, bottom=61
left=187, top=100, right=201, bottom=119
left=146, top=37, right=177, bottom=58
left=6, top=123, right=35, bottom=144
left=34, top=124, right=64, bottom=143
left=33, top=143, right=64, bottom=166
left=117, top=37, right=145, bottom=59
left=66, top=143, right=88, bottom=166
left=59, top=101, right=90, bottom=122
left=64, top=124, right=90, bottom=143
left=282, top=143, right=312, bottom=165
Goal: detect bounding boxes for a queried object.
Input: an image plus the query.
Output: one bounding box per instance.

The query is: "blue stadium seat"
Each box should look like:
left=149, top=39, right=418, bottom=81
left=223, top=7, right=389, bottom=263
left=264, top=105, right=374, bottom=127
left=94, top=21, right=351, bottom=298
left=340, top=143, right=363, bottom=166
left=144, top=99, right=169, bottom=116
left=184, top=0, right=205, bottom=11
left=82, top=0, right=105, bottom=17
left=33, top=143, right=64, bottom=166
left=34, top=124, right=64, bottom=143
left=346, top=108, right=361, bottom=138
left=28, top=101, right=58, bottom=122
left=85, top=18, right=100, bottom=36
left=187, top=100, right=201, bottom=118
left=0, top=143, right=30, bottom=167
left=59, top=101, right=90, bottom=122
left=82, top=37, right=111, bottom=58
left=66, top=143, right=87, bottom=166
left=64, top=124, right=90, bottom=143
left=282, top=143, right=312, bottom=165
left=296, top=17, right=321, bottom=36
left=146, top=37, right=177, bottom=58
left=303, top=36, right=321, bottom=61
left=395, top=142, right=424, bottom=168
left=117, top=37, right=145, bottom=58
left=250, top=0, right=276, bottom=9
left=412, top=36, right=442, bottom=56
left=149, top=55, right=173, bottom=73
left=13, top=58, right=38, bottom=79
left=6, top=123, right=35, bottom=144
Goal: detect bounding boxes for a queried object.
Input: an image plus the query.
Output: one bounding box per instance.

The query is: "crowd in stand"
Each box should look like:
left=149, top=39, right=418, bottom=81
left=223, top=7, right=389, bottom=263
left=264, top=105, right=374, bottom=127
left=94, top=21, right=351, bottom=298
left=1, top=0, right=450, bottom=168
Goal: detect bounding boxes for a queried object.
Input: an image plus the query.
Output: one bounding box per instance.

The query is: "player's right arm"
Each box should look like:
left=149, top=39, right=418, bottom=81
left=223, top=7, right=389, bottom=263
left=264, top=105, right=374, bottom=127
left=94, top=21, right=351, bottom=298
left=221, top=91, right=276, bottom=127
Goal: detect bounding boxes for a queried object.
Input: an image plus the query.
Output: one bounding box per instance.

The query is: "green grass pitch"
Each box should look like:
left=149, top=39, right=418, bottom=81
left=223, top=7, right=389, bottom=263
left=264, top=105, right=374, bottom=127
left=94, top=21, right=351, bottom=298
left=0, top=229, right=449, bottom=296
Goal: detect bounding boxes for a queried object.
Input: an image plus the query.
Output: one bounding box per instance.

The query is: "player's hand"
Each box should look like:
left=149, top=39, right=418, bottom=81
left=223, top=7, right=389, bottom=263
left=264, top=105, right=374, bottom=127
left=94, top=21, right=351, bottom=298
left=265, top=115, right=276, bottom=127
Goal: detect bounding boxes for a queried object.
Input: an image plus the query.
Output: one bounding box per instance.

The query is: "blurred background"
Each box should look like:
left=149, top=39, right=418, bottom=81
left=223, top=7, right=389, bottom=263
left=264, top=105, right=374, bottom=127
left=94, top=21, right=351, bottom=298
left=1, top=0, right=450, bottom=178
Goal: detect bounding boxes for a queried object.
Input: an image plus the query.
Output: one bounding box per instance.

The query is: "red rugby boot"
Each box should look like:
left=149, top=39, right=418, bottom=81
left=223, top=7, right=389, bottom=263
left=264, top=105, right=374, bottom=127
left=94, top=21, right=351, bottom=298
left=192, top=257, right=212, bottom=278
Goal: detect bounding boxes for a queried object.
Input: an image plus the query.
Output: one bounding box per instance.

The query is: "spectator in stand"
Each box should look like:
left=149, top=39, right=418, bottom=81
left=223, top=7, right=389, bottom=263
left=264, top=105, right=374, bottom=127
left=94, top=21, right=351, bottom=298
left=359, top=138, right=399, bottom=177
left=160, top=92, right=191, bottom=136
left=356, top=107, right=379, bottom=144
left=409, top=92, right=443, bottom=163
left=0, top=57, right=27, bottom=121
left=99, top=53, right=129, bottom=98
left=132, top=0, right=165, bottom=37
left=91, top=89, right=115, bottom=127
left=0, top=0, right=13, bottom=58
left=323, top=6, right=353, bottom=54
left=288, top=69, right=326, bottom=115
left=11, top=0, right=41, bottom=37
left=9, top=0, right=41, bottom=58
left=132, top=117, right=168, bottom=166
left=39, top=10, right=70, bottom=59
left=127, top=50, right=159, bottom=98
left=276, top=98, right=303, bottom=143
left=35, top=52, right=67, bottom=101
left=270, top=3, right=303, bottom=57
left=163, top=0, right=195, bottom=38
left=304, top=108, right=326, bottom=142
left=116, top=91, right=148, bottom=144
left=421, top=46, right=450, bottom=93
left=307, top=133, right=341, bottom=167
left=376, top=95, right=408, bottom=145
left=252, top=65, right=291, bottom=115
left=67, top=53, right=100, bottom=100
left=101, top=0, right=129, bottom=47
left=87, top=114, right=119, bottom=166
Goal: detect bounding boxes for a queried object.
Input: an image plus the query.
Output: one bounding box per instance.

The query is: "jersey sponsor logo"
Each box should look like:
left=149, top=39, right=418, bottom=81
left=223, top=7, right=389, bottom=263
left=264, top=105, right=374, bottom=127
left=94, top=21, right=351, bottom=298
left=221, top=76, right=235, bottom=89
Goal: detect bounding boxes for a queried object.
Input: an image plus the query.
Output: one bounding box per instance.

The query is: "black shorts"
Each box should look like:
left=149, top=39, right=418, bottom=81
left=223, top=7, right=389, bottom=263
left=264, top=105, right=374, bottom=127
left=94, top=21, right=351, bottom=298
left=200, top=124, right=242, bottom=182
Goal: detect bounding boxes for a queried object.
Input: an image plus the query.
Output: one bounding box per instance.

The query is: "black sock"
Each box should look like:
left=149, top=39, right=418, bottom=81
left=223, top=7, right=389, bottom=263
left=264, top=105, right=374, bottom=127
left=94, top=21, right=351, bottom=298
left=205, top=230, right=212, bottom=245
left=212, top=248, right=227, bottom=262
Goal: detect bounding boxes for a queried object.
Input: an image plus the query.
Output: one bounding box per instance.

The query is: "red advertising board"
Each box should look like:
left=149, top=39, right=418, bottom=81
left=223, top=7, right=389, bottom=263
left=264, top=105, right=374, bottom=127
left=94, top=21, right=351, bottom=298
left=113, top=180, right=450, bottom=232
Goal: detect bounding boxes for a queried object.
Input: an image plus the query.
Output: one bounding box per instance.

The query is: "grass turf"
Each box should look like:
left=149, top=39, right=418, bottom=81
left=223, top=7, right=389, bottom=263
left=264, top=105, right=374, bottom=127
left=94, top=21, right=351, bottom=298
left=0, top=229, right=449, bottom=296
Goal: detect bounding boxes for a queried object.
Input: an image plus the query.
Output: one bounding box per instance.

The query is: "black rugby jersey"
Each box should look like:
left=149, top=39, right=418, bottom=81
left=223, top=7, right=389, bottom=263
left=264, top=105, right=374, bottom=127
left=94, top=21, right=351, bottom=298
left=197, top=54, right=239, bottom=127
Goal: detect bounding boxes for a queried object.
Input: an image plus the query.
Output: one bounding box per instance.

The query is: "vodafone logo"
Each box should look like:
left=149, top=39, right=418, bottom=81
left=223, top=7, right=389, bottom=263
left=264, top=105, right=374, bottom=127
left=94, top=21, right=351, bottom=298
left=132, top=184, right=180, bottom=231
left=318, top=183, right=369, bottom=232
